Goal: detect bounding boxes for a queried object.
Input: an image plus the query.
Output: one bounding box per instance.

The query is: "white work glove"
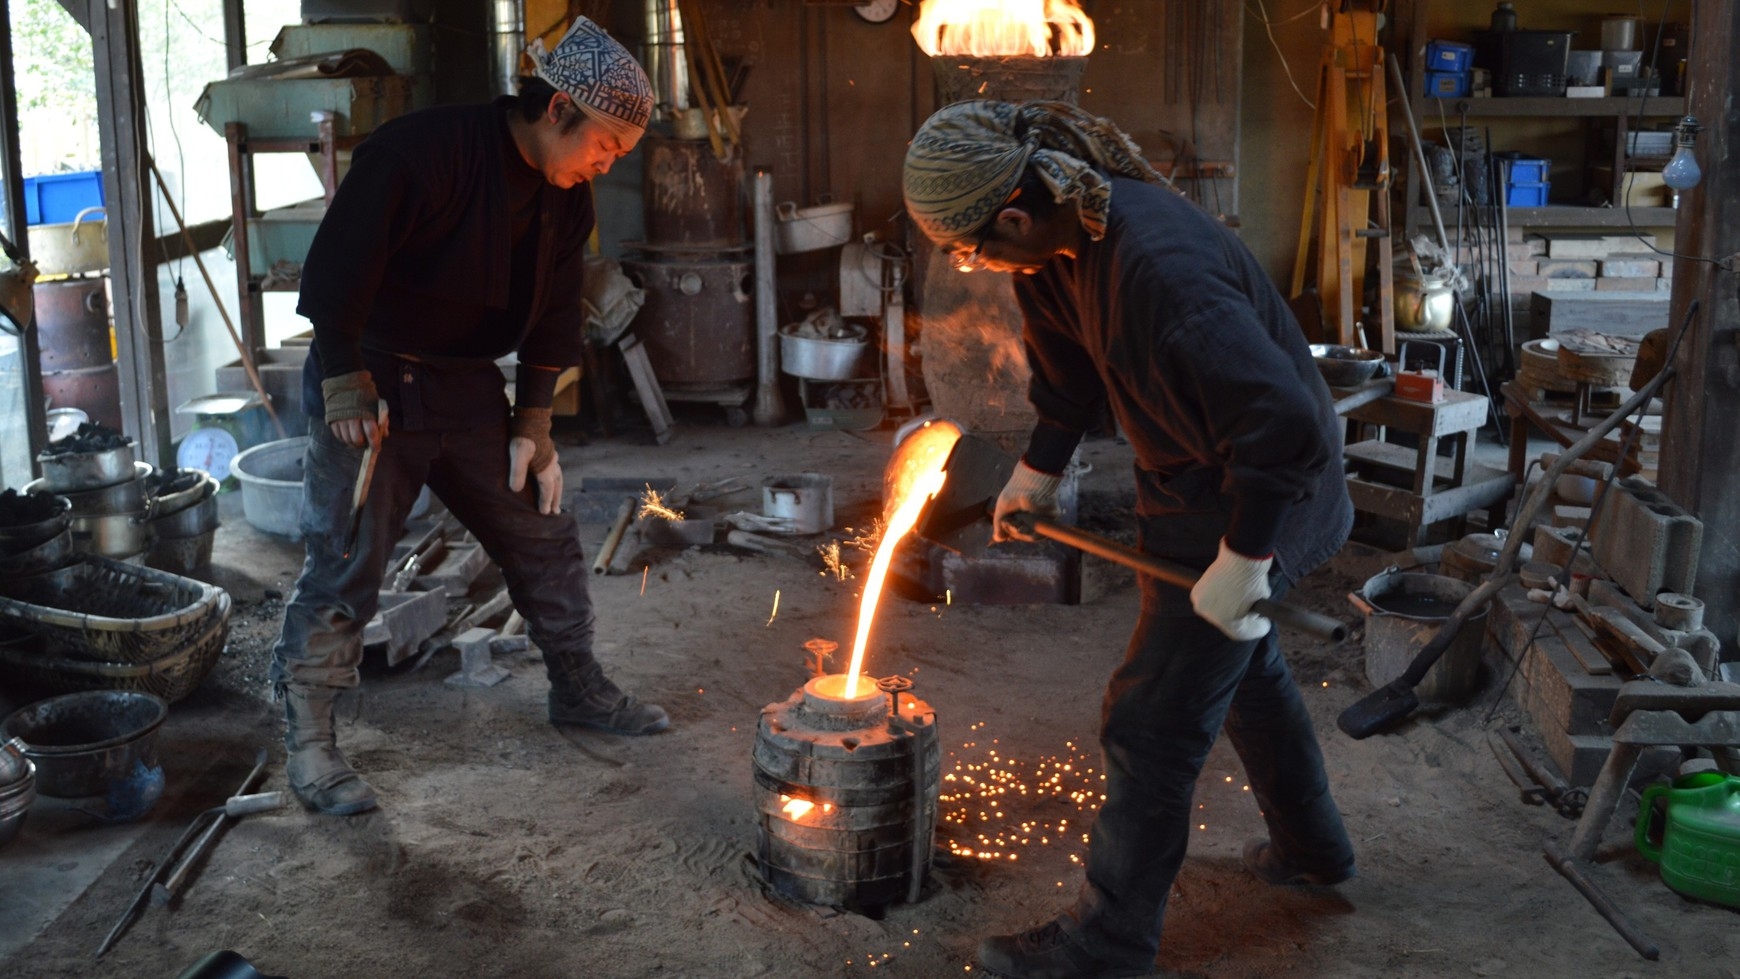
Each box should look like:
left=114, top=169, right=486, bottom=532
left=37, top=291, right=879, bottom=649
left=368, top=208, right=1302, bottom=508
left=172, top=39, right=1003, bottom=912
left=992, top=460, right=1063, bottom=543
left=507, top=407, right=563, bottom=515
left=1190, top=539, right=1274, bottom=641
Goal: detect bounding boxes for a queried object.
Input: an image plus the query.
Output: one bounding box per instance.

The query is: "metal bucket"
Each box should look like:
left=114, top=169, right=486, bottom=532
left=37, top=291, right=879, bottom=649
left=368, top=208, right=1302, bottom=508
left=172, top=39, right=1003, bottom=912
left=621, top=257, right=755, bottom=394
left=150, top=491, right=218, bottom=540
left=37, top=441, right=136, bottom=492
left=0, top=528, right=73, bottom=579
left=642, top=137, right=745, bottom=247
left=1, top=691, right=167, bottom=818
left=1350, top=570, right=1488, bottom=704
left=762, top=473, right=834, bottom=534
left=68, top=509, right=152, bottom=560
left=752, top=677, right=939, bottom=909
left=26, top=462, right=151, bottom=515
left=0, top=495, right=72, bottom=555
left=779, top=323, right=870, bottom=381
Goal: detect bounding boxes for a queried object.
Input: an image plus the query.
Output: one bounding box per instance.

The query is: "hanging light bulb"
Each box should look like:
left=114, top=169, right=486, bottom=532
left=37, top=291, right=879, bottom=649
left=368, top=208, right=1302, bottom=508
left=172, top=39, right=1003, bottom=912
left=1661, top=115, right=1703, bottom=191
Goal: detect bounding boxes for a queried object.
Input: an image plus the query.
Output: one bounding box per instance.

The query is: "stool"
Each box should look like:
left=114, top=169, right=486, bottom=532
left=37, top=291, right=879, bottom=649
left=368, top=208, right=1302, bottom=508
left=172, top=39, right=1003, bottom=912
left=1341, top=387, right=1515, bottom=547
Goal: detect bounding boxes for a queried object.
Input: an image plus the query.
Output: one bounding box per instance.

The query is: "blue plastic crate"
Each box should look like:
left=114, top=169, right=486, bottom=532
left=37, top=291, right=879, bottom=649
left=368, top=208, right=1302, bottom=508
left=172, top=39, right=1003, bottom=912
left=1426, top=40, right=1474, bottom=73
left=1425, top=70, right=1471, bottom=98
left=1505, top=181, right=1550, bottom=207
left=22, top=170, right=105, bottom=226
left=1496, top=152, right=1551, bottom=184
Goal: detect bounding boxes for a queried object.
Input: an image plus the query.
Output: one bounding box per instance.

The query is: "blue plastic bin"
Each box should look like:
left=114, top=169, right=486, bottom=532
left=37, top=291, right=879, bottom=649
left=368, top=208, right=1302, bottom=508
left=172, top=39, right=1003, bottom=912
left=1505, top=182, right=1550, bottom=207
left=22, top=171, right=105, bottom=226
left=1496, top=152, right=1551, bottom=184
left=1426, top=70, right=1471, bottom=98
left=1426, top=40, right=1474, bottom=73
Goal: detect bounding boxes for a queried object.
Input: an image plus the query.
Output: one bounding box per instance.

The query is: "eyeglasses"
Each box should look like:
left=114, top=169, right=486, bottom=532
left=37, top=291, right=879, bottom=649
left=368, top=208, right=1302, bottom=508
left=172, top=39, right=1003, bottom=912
left=948, top=238, right=986, bottom=273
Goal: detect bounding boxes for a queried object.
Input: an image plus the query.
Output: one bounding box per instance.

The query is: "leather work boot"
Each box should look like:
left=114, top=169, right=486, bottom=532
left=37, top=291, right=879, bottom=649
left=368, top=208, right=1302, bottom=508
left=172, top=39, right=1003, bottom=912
left=977, top=918, right=1153, bottom=979
left=1242, top=838, right=1356, bottom=886
left=549, top=667, right=670, bottom=735
left=281, top=684, right=378, bottom=816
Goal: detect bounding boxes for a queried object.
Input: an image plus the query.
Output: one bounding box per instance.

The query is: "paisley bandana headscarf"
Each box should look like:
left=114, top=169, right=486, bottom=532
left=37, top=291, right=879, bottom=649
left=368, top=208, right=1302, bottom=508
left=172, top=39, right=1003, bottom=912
left=528, top=17, right=653, bottom=143
left=903, top=100, right=1170, bottom=248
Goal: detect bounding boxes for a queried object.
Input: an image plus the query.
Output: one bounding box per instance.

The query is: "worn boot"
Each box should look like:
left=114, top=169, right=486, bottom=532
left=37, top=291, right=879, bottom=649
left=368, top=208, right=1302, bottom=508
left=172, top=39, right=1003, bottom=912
left=549, top=665, right=670, bottom=735
left=1242, top=838, right=1355, bottom=886
left=281, top=684, right=378, bottom=815
left=976, top=918, right=1153, bottom=979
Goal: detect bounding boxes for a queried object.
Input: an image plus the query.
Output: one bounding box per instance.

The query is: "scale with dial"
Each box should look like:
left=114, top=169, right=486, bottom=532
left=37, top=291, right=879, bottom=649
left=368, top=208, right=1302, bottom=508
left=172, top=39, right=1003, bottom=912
left=175, top=393, right=270, bottom=489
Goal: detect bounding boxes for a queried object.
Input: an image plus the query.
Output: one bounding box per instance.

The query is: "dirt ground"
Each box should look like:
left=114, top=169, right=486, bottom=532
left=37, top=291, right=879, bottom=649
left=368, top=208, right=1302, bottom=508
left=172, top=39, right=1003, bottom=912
left=4, top=416, right=1737, bottom=979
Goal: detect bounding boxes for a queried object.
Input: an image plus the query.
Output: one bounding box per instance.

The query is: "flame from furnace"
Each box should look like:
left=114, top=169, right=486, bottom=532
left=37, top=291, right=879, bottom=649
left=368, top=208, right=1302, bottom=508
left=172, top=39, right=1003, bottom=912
left=912, top=0, right=1095, bottom=58
left=842, top=422, right=962, bottom=698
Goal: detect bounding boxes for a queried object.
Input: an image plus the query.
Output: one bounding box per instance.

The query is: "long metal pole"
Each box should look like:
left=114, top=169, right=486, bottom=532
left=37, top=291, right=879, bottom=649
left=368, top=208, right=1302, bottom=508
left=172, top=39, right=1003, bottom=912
left=751, top=168, right=784, bottom=426
left=1388, top=54, right=1453, bottom=259
left=0, top=0, right=47, bottom=469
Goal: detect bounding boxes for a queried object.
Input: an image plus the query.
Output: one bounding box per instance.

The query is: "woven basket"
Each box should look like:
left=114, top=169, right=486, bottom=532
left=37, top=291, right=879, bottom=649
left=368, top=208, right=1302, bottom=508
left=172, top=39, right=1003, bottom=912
left=0, top=556, right=228, bottom=665
left=0, top=592, right=230, bottom=703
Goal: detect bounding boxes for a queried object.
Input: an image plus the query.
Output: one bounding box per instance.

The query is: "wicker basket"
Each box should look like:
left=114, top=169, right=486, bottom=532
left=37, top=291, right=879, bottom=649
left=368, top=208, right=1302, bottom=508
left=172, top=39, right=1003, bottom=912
left=0, top=556, right=228, bottom=665
left=0, top=592, right=229, bottom=703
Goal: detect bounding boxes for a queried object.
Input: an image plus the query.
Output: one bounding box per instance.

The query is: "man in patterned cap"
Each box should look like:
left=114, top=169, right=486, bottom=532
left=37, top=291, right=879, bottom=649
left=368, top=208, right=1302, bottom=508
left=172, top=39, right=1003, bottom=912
left=905, top=100, right=1357, bottom=978
left=273, top=17, right=666, bottom=817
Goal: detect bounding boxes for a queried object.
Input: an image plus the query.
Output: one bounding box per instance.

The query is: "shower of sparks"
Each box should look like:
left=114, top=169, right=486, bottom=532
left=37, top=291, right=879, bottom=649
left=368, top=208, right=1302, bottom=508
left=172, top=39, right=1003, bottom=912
left=638, top=485, right=684, bottom=521
left=818, top=540, right=852, bottom=581
left=767, top=589, right=781, bottom=627
left=843, top=520, right=885, bottom=555
left=640, top=566, right=649, bottom=596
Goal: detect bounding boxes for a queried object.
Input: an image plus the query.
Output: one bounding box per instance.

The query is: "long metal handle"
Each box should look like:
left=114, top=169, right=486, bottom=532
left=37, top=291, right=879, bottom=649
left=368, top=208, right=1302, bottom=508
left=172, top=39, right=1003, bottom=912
left=1025, top=517, right=1348, bottom=642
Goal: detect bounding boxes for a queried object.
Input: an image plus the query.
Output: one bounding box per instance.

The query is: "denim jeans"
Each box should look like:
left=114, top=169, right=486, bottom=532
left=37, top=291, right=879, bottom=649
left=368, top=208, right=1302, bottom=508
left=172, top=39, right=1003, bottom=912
left=1067, top=569, right=1354, bottom=966
left=270, top=416, right=598, bottom=694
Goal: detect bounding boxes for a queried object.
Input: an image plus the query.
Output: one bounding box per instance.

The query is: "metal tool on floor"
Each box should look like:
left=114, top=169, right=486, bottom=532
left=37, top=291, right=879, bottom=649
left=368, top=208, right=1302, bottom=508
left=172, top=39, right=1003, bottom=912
left=342, top=399, right=389, bottom=560
left=97, top=750, right=271, bottom=958
left=152, top=790, right=287, bottom=907
left=914, top=435, right=1348, bottom=642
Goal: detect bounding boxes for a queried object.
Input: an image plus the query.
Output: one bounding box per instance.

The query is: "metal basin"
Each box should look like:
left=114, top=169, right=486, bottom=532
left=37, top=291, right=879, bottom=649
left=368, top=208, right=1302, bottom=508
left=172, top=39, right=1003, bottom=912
left=146, top=469, right=214, bottom=518
left=0, top=528, right=73, bottom=579
left=0, top=494, right=71, bottom=555
left=1309, top=344, right=1388, bottom=388
left=2, top=691, right=168, bottom=806
left=780, top=323, right=870, bottom=381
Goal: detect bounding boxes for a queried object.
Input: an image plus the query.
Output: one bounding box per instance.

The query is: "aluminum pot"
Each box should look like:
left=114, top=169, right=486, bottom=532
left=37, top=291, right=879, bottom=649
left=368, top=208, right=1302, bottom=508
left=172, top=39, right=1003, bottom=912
left=68, top=509, right=152, bottom=559
left=1, top=691, right=167, bottom=808
left=150, top=491, right=218, bottom=539
left=26, top=206, right=108, bottom=278
left=36, top=440, right=136, bottom=492
left=761, top=473, right=834, bottom=534
left=779, top=323, right=870, bottom=381
left=0, top=528, right=73, bottom=579
left=25, top=462, right=151, bottom=515
left=147, top=470, right=217, bottom=519
left=0, top=495, right=71, bottom=554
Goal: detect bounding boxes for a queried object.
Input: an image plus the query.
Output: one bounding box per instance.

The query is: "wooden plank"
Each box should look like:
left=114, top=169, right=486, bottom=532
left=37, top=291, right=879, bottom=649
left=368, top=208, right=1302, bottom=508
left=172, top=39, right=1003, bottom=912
left=1343, top=387, right=1487, bottom=436
left=1417, top=469, right=1515, bottom=524
left=619, top=335, right=674, bottom=445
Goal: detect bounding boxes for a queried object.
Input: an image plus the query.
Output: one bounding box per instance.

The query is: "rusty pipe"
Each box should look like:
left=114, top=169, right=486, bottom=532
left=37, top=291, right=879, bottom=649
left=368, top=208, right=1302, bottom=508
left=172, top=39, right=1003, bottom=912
left=593, top=499, right=635, bottom=576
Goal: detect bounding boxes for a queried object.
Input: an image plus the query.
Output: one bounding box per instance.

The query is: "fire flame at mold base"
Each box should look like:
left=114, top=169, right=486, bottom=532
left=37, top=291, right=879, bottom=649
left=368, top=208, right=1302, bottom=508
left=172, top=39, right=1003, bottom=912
left=912, top=0, right=1095, bottom=58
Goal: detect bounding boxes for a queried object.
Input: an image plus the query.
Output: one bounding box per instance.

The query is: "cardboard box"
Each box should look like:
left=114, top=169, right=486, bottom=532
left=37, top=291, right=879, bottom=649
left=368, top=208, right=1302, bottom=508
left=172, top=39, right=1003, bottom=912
left=1590, top=166, right=1668, bottom=208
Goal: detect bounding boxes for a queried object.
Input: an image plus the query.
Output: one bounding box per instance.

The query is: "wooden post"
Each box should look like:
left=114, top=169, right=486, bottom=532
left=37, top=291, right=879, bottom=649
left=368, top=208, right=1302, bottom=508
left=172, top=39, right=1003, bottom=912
left=1659, top=1, right=1740, bottom=644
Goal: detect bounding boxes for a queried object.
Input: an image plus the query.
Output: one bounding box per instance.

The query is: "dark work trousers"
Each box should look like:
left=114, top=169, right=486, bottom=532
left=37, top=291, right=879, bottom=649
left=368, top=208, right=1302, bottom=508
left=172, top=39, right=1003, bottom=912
left=1068, top=570, right=1354, bottom=966
left=270, top=417, right=596, bottom=695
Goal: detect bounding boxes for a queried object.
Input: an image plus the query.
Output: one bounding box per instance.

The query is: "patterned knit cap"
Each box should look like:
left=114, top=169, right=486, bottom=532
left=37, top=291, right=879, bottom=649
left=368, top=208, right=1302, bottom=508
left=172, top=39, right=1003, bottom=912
left=529, top=17, right=653, bottom=142
left=903, top=100, right=1169, bottom=248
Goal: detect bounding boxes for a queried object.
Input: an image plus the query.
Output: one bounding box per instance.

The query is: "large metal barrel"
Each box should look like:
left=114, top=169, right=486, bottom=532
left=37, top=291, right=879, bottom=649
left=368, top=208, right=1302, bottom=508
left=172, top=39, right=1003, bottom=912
left=620, top=256, right=754, bottom=395
left=642, top=137, right=745, bottom=248
left=34, top=278, right=111, bottom=370
left=752, top=676, right=939, bottom=909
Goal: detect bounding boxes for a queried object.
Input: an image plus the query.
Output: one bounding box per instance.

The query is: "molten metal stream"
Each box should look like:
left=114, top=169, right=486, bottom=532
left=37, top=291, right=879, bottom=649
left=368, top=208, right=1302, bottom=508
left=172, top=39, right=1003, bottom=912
left=835, top=427, right=960, bottom=695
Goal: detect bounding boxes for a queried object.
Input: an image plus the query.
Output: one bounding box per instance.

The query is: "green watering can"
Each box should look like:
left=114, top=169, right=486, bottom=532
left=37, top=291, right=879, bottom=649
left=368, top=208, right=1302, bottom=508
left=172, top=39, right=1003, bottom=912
left=1636, top=771, right=1740, bottom=909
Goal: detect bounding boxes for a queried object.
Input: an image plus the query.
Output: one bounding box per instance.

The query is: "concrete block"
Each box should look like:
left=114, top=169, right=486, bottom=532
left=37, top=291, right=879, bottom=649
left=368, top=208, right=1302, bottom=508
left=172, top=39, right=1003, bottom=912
left=1544, top=233, right=1655, bottom=259
left=1530, top=291, right=1669, bottom=338
left=1553, top=504, right=1592, bottom=529
left=414, top=542, right=490, bottom=595
left=1600, top=254, right=1662, bottom=278
left=1527, top=236, right=1548, bottom=256
left=1506, top=243, right=1539, bottom=262
left=1596, top=278, right=1661, bottom=292
left=1588, top=476, right=1704, bottom=605
left=1508, top=259, right=1539, bottom=277
left=444, top=626, right=509, bottom=687
left=1539, top=259, right=1599, bottom=279
left=362, top=587, right=448, bottom=667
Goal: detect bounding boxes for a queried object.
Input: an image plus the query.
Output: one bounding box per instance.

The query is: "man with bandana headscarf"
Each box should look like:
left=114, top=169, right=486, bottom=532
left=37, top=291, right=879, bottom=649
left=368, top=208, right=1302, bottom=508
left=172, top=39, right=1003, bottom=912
left=906, top=100, right=1356, bottom=978
left=272, top=17, right=667, bottom=817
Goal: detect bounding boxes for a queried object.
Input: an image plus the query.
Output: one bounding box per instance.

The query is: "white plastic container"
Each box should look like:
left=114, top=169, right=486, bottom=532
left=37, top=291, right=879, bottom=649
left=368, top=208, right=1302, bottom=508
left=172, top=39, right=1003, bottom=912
left=774, top=201, right=854, bottom=255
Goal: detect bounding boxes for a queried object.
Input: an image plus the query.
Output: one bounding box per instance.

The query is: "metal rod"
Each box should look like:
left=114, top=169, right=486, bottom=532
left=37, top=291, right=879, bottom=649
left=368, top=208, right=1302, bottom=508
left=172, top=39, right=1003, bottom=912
left=1388, top=54, right=1453, bottom=260
left=1542, top=840, right=1660, bottom=960
left=1016, top=515, right=1348, bottom=642
left=751, top=168, right=783, bottom=426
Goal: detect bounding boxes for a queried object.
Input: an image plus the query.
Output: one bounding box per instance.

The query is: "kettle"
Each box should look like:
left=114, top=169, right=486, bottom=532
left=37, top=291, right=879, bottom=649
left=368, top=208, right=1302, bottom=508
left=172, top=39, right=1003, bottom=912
left=1636, top=771, right=1740, bottom=909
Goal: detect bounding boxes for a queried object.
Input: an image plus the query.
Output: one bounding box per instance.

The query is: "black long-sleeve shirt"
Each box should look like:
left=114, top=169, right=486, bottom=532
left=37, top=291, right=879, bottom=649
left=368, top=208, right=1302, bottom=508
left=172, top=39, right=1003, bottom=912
left=297, top=98, right=593, bottom=425
left=1015, top=177, right=1351, bottom=578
